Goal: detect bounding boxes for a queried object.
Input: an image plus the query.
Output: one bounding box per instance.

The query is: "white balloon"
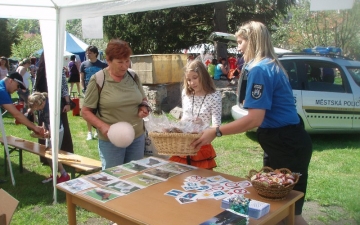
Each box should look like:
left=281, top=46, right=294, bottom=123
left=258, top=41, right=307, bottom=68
left=107, top=122, right=135, bottom=148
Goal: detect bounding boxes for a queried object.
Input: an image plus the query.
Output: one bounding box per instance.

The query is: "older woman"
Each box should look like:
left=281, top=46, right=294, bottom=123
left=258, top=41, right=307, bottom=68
left=82, top=39, right=150, bottom=169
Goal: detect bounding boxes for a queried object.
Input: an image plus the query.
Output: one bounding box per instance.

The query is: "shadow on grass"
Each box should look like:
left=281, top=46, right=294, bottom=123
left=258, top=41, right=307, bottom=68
left=309, top=133, right=360, bottom=152
left=0, top=158, right=67, bottom=206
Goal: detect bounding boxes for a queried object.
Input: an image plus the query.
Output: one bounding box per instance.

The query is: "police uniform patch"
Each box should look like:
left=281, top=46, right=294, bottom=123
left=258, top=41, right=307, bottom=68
left=251, top=84, right=263, bottom=99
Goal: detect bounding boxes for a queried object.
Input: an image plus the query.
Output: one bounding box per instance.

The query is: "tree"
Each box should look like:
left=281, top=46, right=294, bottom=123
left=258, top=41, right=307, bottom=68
left=11, top=34, right=43, bottom=59
left=0, top=19, right=20, bottom=57
left=272, top=0, right=360, bottom=58
left=103, top=0, right=294, bottom=56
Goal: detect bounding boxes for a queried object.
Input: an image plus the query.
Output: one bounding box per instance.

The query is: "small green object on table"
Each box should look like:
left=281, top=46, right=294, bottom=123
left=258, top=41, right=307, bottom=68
left=229, top=194, right=250, bottom=215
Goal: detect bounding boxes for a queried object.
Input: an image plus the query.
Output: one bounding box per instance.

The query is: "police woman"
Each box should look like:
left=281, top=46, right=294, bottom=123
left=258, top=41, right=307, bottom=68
left=192, top=21, right=312, bottom=225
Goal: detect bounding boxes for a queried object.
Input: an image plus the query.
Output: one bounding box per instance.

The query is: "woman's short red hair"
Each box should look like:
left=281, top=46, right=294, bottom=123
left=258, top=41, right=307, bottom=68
left=105, top=39, right=133, bottom=62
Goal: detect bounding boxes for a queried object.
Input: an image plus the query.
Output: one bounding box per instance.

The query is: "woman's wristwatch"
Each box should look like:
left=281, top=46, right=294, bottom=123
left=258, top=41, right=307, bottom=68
left=216, top=126, right=222, bottom=137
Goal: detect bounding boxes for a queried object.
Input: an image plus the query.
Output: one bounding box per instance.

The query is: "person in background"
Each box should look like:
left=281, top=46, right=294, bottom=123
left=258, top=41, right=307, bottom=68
left=82, top=39, right=150, bottom=169
left=228, top=54, right=237, bottom=70
left=207, top=58, right=217, bottom=78
left=0, top=56, right=9, bottom=80
left=68, top=55, right=81, bottom=96
left=16, top=58, right=31, bottom=113
left=192, top=21, right=312, bottom=225
left=28, top=92, right=70, bottom=183
left=29, top=57, right=37, bottom=90
left=169, top=60, right=221, bottom=169
left=213, top=57, right=229, bottom=80
left=33, top=52, right=74, bottom=166
left=80, top=45, right=107, bottom=141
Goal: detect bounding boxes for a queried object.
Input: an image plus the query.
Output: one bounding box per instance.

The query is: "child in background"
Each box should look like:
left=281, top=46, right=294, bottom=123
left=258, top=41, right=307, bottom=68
left=169, top=60, right=222, bottom=169
left=207, top=58, right=217, bottom=78
left=28, top=92, right=70, bottom=183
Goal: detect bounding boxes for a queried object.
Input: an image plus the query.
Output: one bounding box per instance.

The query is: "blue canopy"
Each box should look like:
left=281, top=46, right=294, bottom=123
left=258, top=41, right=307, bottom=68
left=65, top=32, right=88, bottom=61
left=35, top=32, right=88, bottom=61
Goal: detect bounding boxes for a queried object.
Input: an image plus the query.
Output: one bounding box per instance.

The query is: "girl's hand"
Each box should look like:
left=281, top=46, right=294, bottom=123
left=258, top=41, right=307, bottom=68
left=138, top=105, right=150, bottom=118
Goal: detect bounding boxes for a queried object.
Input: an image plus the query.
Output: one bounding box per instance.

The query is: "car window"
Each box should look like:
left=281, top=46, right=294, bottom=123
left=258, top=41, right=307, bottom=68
left=304, top=61, right=345, bottom=93
left=280, top=60, right=300, bottom=90
left=347, top=67, right=360, bottom=87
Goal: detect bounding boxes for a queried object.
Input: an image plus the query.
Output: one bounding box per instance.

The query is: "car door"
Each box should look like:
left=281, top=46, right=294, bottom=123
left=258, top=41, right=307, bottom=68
left=299, top=60, right=354, bottom=130
left=346, top=66, right=360, bottom=129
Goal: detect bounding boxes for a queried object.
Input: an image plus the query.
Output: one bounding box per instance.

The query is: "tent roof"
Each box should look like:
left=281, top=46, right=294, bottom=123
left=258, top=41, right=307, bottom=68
left=66, top=32, right=88, bottom=54
left=0, top=0, right=227, bottom=20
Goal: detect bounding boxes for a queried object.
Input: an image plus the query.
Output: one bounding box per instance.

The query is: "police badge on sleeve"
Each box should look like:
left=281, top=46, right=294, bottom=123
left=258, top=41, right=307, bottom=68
left=251, top=84, right=263, bottom=99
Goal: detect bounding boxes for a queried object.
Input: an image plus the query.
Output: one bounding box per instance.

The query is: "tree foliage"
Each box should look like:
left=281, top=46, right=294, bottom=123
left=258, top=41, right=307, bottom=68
left=0, top=19, right=20, bottom=57
left=103, top=0, right=294, bottom=55
left=272, top=0, right=360, bottom=58
left=11, top=34, right=43, bottom=59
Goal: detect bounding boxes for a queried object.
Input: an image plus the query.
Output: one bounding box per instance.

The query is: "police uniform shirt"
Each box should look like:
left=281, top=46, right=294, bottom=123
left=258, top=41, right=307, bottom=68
left=243, top=58, right=299, bottom=128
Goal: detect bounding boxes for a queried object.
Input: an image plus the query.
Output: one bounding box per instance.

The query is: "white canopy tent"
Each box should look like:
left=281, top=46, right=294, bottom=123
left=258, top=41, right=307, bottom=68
left=0, top=0, right=227, bottom=202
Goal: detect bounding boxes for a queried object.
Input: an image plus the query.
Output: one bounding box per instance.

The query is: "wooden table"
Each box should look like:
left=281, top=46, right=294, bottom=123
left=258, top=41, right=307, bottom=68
left=1, top=136, right=101, bottom=178
left=57, top=168, right=303, bottom=225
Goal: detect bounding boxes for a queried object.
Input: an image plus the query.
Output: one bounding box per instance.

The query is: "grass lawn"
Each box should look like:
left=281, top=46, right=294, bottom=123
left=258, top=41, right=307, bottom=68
left=0, top=109, right=359, bottom=224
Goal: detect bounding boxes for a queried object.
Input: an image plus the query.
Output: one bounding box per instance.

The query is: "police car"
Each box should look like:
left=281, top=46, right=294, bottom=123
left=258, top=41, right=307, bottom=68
left=231, top=47, right=360, bottom=133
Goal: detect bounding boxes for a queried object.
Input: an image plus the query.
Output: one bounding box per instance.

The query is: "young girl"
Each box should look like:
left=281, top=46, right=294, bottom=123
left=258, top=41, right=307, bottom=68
left=169, top=60, right=222, bottom=169
left=28, top=92, right=70, bottom=183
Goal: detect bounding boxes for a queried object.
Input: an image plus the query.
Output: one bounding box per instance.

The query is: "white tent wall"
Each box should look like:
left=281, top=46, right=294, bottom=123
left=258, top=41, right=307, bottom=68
left=39, top=18, right=66, bottom=203
left=0, top=0, right=228, bottom=203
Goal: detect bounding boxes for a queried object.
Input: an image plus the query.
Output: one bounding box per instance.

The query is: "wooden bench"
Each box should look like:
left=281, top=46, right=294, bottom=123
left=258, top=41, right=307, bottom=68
left=0, top=136, right=102, bottom=179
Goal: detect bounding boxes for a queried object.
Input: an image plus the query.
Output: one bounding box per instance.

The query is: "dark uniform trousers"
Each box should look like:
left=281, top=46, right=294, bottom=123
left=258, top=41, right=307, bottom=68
left=257, top=123, right=312, bottom=215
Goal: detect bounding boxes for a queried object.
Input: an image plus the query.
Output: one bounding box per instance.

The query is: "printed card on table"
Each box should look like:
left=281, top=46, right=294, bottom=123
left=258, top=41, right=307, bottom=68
left=212, top=190, right=228, bottom=200
left=196, top=191, right=214, bottom=199
left=121, top=162, right=149, bottom=172
left=85, top=172, right=120, bottom=186
left=239, top=180, right=252, bottom=188
left=179, top=192, right=198, bottom=200
left=223, top=181, right=244, bottom=189
left=82, top=187, right=124, bottom=203
left=184, top=175, right=203, bottom=182
left=159, top=162, right=196, bottom=174
left=106, top=180, right=143, bottom=194
left=103, top=165, right=135, bottom=178
left=143, top=167, right=179, bottom=181
left=199, top=209, right=248, bottom=225
left=175, top=197, right=196, bottom=204
left=206, top=175, right=228, bottom=183
left=134, top=157, right=168, bottom=167
left=57, top=178, right=96, bottom=194
left=125, top=173, right=163, bottom=187
left=227, top=188, right=250, bottom=195
left=164, top=189, right=184, bottom=197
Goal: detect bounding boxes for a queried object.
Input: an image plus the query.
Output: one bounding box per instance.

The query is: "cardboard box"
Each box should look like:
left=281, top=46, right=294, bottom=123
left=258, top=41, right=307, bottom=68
left=0, top=189, right=19, bottom=225
left=130, top=54, right=188, bottom=84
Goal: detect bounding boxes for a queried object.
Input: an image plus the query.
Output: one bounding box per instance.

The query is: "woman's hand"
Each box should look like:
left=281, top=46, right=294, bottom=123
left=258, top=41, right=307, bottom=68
left=191, top=128, right=216, bottom=150
left=98, top=123, right=110, bottom=139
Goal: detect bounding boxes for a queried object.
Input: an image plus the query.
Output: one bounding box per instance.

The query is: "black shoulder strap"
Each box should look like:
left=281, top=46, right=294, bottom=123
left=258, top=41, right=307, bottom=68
left=95, top=69, right=106, bottom=117
left=96, top=70, right=135, bottom=117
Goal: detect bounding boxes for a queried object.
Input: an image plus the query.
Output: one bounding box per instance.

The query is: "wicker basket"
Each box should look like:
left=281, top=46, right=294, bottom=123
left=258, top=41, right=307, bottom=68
left=148, top=132, right=201, bottom=156
left=246, top=167, right=299, bottom=201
